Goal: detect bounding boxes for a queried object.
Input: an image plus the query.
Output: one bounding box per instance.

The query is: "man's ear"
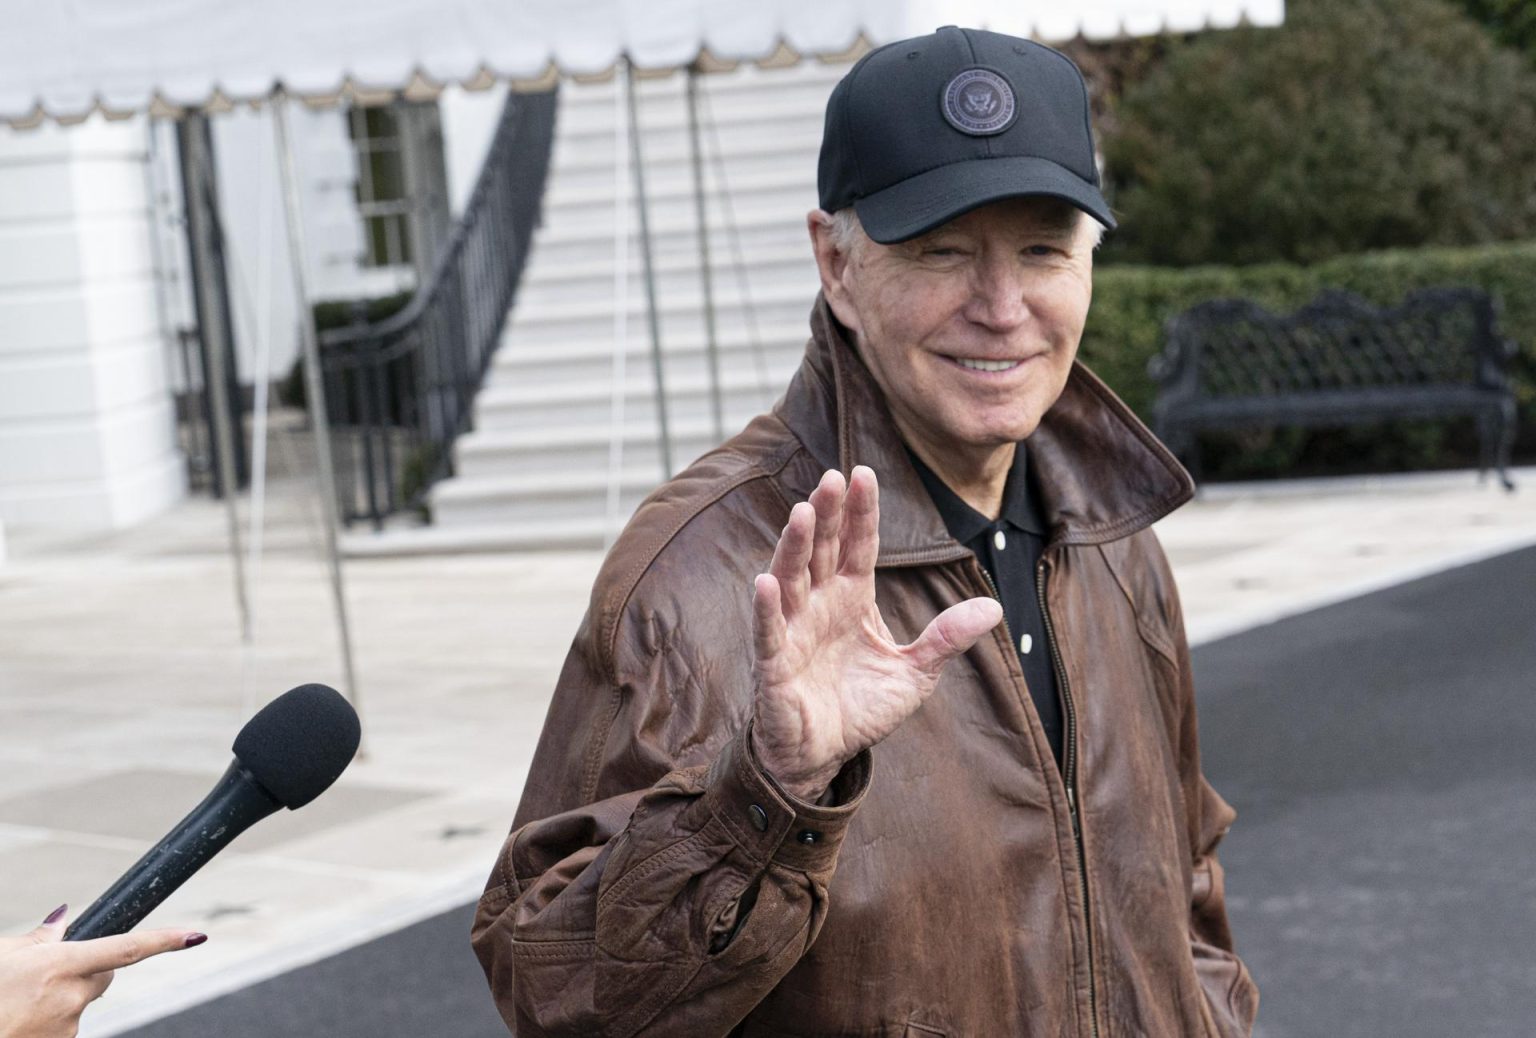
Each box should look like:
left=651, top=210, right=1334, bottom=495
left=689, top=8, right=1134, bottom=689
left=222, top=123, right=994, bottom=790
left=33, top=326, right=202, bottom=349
left=807, top=210, right=862, bottom=339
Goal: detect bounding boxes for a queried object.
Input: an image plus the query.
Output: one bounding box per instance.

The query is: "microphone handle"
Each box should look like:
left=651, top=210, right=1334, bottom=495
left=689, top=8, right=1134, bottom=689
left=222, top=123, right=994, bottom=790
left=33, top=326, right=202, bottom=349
left=65, top=760, right=282, bottom=941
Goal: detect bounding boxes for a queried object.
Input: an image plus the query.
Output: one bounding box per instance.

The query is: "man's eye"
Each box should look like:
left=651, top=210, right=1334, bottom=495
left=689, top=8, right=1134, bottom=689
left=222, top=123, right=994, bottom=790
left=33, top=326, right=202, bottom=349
left=1024, top=244, right=1059, bottom=257
left=923, top=247, right=964, bottom=258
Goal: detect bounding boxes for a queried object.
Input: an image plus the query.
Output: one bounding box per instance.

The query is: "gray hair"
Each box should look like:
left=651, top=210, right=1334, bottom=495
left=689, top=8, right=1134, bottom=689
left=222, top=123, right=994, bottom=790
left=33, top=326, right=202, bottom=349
left=828, top=207, right=866, bottom=255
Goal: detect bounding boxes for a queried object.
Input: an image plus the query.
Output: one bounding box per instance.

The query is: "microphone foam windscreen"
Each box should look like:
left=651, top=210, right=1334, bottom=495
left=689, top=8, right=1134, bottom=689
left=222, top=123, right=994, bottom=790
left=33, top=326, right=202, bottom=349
left=232, top=683, right=361, bottom=809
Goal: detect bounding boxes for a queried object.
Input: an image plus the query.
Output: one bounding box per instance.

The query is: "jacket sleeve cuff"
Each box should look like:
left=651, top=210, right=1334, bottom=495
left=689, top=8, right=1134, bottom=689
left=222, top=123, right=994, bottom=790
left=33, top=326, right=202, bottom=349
left=701, top=723, right=871, bottom=873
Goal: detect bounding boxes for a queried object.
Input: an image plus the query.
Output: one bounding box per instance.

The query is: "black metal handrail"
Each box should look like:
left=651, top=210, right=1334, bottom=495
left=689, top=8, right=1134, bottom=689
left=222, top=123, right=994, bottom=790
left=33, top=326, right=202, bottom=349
left=318, top=87, right=558, bottom=528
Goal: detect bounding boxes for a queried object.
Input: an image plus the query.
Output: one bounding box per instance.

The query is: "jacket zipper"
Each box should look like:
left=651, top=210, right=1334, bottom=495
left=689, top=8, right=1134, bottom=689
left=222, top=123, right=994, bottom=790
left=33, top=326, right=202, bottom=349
left=1037, top=555, right=1099, bottom=1038
left=974, top=560, right=1099, bottom=1038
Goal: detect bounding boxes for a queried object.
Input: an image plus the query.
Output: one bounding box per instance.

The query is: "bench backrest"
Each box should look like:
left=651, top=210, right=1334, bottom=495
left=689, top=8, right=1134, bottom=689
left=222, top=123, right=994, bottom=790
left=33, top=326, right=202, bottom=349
left=1154, top=287, right=1505, bottom=399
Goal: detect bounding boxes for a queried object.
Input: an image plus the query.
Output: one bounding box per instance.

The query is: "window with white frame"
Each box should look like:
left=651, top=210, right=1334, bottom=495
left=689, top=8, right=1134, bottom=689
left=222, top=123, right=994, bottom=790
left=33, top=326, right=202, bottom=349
left=346, top=104, right=415, bottom=269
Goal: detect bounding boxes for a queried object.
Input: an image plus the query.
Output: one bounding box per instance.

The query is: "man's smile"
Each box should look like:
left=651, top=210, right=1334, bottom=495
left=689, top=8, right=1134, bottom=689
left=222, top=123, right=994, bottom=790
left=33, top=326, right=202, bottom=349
left=937, top=353, right=1044, bottom=377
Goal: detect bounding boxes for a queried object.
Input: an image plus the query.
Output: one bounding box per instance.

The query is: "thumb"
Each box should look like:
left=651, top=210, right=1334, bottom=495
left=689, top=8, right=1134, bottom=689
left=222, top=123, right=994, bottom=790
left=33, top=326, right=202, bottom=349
left=24, top=904, right=68, bottom=946
left=906, top=597, right=1004, bottom=677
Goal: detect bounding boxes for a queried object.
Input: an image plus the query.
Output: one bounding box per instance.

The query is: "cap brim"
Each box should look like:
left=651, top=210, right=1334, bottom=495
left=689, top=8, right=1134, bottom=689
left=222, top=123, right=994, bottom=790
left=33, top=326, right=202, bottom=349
left=853, top=156, right=1117, bottom=244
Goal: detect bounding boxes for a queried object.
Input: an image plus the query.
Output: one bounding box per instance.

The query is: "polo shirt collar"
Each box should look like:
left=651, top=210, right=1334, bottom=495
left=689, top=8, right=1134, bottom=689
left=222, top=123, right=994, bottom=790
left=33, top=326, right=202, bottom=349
left=907, top=444, right=1049, bottom=542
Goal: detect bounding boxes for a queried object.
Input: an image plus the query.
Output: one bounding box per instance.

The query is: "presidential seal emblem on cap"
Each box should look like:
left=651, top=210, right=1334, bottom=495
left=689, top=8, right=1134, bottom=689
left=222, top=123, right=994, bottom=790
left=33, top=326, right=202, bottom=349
left=941, top=68, right=1016, bottom=136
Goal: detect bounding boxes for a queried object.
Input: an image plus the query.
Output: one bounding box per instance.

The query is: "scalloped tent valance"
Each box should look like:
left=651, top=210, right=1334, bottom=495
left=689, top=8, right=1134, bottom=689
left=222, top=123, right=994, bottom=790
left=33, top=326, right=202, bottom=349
left=1, top=0, right=1282, bottom=128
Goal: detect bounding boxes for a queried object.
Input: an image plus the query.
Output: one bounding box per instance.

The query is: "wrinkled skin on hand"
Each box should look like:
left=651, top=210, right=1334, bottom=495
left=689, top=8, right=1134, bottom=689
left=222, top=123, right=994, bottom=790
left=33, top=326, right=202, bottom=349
left=750, top=466, right=1003, bottom=801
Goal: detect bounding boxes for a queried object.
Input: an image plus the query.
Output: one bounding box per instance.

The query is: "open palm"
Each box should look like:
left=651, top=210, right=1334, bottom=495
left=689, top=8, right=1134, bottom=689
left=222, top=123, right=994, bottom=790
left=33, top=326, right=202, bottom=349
left=750, top=466, right=1003, bottom=801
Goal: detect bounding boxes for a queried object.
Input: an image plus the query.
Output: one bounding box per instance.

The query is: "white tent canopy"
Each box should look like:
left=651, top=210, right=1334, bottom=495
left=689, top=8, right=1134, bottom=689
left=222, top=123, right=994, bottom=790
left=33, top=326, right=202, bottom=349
left=3, top=0, right=1283, bottom=126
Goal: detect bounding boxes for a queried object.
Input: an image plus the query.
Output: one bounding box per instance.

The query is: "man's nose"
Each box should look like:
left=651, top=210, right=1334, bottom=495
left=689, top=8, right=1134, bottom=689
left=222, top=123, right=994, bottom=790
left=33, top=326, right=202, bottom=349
left=964, top=259, right=1031, bottom=331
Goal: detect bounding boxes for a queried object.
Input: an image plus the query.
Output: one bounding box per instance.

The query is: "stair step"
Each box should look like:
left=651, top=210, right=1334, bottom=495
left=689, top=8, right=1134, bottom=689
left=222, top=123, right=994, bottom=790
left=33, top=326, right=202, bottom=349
left=527, top=221, right=811, bottom=270
left=390, top=58, right=844, bottom=549
left=555, top=63, right=844, bottom=112
left=530, top=189, right=820, bottom=246
left=550, top=125, right=826, bottom=179
left=488, top=344, right=803, bottom=393
left=342, top=517, right=612, bottom=554
left=554, top=89, right=835, bottom=143
left=542, top=156, right=816, bottom=210
left=514, top=250, right=818, bottom=309
left=473, top=369, right=789, bottom=432
left=505, top=299, right=815, bottom=348
left=429, top=466, right=665, bottom=528
left=520, top=240, right=813, bottom=289
left=493, top=321, right=806, bottom=366
left=509, top=277, right=813, bottom=327
left=454, top=420, right=730, bottom=479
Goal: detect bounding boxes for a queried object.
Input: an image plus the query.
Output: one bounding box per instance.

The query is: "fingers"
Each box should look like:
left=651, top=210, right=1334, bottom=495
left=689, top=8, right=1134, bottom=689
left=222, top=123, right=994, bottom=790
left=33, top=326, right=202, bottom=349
left=767, top=501, right=814, bottom=615
left=752, top=573, right=787, bottom=662
left=905, top=597, right=1004, bottom=677
left=837, top=465, right=881, bottom=577
left=64, top=927, right=207, bottom=975
left=807, top=469, right=845, bottom=586
left=18, top=904, right=68, bottom=947
left=768, top=466, right=877, bottom=618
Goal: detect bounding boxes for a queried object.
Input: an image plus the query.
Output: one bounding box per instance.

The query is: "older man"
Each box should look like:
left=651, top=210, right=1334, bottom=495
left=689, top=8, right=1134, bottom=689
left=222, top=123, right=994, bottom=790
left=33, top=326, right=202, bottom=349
left=473, top=26, right=1257, bottom=1037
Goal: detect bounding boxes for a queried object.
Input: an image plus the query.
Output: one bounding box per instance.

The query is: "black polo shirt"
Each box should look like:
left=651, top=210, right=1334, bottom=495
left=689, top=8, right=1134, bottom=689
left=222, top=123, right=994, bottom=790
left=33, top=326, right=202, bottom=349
left=908, top=446, right=1064, bottom=768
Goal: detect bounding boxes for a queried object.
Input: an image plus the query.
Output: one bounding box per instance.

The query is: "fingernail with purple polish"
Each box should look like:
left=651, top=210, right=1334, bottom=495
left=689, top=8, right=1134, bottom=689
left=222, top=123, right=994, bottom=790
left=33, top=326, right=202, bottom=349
left=184, top=933, right=208, bottom=948
left=43, top=904, right=67, bottom=926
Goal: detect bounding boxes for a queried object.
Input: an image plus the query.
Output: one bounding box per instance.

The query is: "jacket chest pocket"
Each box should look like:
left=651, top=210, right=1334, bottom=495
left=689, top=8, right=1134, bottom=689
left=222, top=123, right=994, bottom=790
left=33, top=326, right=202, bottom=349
left=905, top=1025, right=947, bottom=1037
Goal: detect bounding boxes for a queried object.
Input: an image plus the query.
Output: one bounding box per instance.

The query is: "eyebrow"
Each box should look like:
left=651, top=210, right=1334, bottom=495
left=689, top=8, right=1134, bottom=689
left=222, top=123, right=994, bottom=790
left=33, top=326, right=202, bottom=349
left=1030, top=207, right=1082, bottom=236
left=1031, top=221, right=1078, bottom=240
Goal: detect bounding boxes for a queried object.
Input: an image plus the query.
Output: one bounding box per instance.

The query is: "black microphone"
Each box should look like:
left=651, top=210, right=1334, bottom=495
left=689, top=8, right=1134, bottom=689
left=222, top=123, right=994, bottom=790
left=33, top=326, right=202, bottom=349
left=64, top=683, right=361, bottom=941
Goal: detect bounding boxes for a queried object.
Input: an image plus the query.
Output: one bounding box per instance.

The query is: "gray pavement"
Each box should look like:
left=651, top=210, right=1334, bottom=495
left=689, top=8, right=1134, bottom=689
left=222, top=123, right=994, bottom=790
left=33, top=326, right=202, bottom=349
left=122, top=544, right=1536, bottom=1038
left=0, top=462, right=1531, bottom=1035
left=1201, top=545, right=1536, bottom=1037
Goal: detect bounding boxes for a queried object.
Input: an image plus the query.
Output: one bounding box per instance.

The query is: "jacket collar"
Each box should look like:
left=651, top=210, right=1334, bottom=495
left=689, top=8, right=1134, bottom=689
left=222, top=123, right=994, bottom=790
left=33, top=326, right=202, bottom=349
left=775, top=295, right=1195, bottom=565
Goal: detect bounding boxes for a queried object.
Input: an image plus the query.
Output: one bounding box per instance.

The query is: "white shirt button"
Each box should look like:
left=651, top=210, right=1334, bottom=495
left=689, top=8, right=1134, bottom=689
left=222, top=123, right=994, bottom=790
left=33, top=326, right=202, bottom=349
left=1019, top=633, right=1033, bottom=655
left=993, top=530, right=1007, bottom=550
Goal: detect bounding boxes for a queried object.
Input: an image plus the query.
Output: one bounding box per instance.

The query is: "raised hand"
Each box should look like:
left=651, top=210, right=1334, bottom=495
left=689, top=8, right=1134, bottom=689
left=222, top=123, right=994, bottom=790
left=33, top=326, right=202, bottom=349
left=750, top=466, right=1003, bottom=801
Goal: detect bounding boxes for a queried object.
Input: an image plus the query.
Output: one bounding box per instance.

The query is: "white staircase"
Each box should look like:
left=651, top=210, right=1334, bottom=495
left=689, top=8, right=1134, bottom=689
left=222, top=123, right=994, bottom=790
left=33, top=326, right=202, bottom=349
left=353, top=61, right=847, bottom=553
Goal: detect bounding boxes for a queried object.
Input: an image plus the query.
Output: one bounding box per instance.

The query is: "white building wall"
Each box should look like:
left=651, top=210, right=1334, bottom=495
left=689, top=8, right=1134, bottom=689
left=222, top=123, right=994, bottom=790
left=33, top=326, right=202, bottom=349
left=441, top=85, right=510, bottom=215
left=0, top=115, right=185, bottom=529
left=0, top=88, right=509, bottom=533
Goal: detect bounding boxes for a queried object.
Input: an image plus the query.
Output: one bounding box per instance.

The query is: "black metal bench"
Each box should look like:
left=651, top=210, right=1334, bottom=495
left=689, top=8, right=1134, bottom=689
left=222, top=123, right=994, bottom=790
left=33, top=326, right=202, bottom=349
left=1148, top=287, right=1518, bottom=490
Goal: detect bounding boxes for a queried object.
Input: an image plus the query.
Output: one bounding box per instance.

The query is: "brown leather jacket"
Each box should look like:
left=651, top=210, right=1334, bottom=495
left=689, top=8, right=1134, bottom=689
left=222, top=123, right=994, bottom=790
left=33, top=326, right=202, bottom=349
left=473, top=298, right=1258, bottom=1037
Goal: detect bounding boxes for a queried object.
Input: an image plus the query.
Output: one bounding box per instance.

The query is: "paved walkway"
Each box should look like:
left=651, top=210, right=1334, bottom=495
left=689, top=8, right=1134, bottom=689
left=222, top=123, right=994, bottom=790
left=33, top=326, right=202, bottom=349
left=0, top=466, right=1529, bottom=1036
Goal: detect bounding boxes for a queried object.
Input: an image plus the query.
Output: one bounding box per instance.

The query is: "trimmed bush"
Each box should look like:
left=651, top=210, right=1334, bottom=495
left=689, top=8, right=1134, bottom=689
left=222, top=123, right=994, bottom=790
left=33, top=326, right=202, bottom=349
left=1084, top=240, right=1536, bottom=481
left=1456, top=0, right=1536, bottom=59
left=1102, top=0, right=1536, bottom=267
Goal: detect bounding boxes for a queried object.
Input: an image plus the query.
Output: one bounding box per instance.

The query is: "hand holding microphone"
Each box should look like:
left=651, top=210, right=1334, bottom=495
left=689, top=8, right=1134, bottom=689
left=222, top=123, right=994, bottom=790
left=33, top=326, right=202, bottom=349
left=0, top=907, right=203, bottom=1038
left=64, top=682, right=360, bottom=941
left=4, top=683, right=357, bottom=1034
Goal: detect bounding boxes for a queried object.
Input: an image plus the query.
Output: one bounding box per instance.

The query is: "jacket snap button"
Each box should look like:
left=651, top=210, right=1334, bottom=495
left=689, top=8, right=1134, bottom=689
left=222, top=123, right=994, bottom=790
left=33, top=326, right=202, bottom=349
left=748, top=804, right=769, bottom=832
left=797, top=829, right=821, bottom=845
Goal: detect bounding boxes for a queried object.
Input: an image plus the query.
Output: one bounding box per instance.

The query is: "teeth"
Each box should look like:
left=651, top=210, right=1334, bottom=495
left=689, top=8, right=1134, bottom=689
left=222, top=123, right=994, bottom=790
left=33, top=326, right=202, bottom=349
left=955, top=357, right=1020, bottom=372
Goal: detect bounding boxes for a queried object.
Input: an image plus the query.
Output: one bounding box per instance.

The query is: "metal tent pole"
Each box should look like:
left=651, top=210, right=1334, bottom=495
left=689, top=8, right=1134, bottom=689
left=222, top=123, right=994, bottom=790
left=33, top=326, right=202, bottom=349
left=624, top=59, right=673, bottom=479
left=272, top=93, right=362, bottom=730
left=177, top=111, right=252, bottom=644
left=685, top=66, right=724, bottom=443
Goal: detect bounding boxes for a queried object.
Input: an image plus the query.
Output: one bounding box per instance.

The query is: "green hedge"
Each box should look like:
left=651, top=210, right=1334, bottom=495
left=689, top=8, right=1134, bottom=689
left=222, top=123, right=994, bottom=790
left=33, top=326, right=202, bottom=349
left=1083, top=240, right=1536, bottom=481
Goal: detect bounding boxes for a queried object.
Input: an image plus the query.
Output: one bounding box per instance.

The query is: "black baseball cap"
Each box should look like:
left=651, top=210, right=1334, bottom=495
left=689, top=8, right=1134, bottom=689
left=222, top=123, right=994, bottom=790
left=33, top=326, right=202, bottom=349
left=817, top=26, right=1115, bottom=244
